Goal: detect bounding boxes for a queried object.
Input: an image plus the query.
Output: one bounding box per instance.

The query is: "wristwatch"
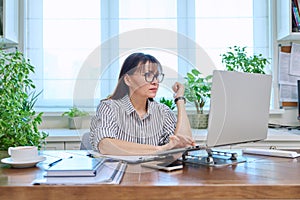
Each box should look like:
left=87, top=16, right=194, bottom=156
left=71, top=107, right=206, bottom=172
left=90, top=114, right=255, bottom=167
left=174, top=96, right=186, bottom=104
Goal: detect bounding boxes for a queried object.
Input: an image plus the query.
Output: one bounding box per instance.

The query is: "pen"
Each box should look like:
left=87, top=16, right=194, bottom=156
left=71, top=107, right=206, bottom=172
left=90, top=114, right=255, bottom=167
left=87, top=153, right=105, bottom=158
left=48, top=155, right=73, bottom=167
left=87, top=153, right=117, bottom=162
left=48, top=158, right=62, bottom=167
left=106, top=161, right=123, bottom=182
left=87, top=153, right=98, bottom=158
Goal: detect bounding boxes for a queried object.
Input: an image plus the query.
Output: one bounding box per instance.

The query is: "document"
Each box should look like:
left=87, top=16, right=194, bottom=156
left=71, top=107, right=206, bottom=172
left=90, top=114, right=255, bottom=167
left=279, top=84, right=298, bottom=102
left=88, top=151, right=170, bottom=164
left=278, top=52, right=298, bottom=85
left=32, top=161, right=127, bottom=185
left=278, top=43, right=300, bottom=102
left=289, top=42, right=300, bottom=76
left=87, top=146, right=204, bottom=163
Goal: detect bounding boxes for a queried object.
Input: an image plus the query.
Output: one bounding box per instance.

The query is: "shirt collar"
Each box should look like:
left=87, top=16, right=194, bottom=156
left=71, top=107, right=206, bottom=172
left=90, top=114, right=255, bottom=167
left=121, top=95, right=154, bottom=116
left=121, top=95, right=135, bottom=115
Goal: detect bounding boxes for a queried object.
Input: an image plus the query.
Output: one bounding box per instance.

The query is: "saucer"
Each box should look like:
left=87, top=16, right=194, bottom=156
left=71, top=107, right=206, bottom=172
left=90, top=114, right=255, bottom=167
left=1, top=156, right=46, bottom=168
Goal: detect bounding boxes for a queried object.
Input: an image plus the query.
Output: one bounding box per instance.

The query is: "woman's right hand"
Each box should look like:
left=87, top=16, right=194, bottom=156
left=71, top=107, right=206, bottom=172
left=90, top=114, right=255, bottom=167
left=158, top=135, right=195, bottom=151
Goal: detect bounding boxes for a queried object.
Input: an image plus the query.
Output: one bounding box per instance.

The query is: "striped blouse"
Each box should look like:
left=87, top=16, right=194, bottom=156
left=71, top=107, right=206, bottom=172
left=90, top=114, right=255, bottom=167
left=89, top=95, right=177, bottom=151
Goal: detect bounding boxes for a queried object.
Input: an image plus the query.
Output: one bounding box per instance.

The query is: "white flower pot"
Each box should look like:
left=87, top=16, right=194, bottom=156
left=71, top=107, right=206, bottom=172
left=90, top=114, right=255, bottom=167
left=68, top=117, right=83, bottom=129
left=188, top=113, right=209, bottom=129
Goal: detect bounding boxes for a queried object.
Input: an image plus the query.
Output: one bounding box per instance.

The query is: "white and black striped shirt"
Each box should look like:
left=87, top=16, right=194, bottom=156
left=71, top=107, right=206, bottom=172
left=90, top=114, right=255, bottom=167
left=90, top=95, right=177, bottom=151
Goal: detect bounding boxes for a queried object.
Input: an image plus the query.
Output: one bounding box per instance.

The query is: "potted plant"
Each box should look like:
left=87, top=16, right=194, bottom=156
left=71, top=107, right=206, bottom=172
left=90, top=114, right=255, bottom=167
left=184, top=68, right=212, bottom=129
left=62, top=107, right=89, bottom=129
left=221, top=46, right=270, bottom=74
left=0, top=49, right=48, bottom=150
left=159, top=97, right=175, bottom=110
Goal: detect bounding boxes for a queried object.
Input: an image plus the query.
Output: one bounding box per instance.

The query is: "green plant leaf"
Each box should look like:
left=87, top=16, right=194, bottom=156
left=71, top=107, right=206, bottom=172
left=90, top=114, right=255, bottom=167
left=0, top=49, right=45, bottom=150
left=221, top=46, right=270, bottom=74
left=159, top=97, right=175, bottom=110
left=184, top=68, right=212, bottom=114
left=62, top=107, right=89, bottom=118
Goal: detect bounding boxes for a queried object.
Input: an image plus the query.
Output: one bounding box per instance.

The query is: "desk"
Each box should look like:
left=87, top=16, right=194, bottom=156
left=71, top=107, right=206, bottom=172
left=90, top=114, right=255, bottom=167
left=1, top=150, right=300, bottom=200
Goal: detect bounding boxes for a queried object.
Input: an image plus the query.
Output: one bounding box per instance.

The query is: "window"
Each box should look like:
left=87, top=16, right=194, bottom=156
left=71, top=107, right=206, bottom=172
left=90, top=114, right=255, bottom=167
left=23, top=0, right=270, bottom=111
left=195, top=0, right=269, bottom=71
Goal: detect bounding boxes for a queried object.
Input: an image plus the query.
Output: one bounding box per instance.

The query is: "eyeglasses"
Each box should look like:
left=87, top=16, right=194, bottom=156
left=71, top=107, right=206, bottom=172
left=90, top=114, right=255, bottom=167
left=143, top=72, right=164, bottom=83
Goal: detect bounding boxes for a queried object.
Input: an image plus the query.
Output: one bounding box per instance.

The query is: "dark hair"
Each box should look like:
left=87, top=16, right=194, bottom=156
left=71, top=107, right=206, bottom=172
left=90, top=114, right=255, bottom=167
left=110, top=52, right=162, bottom=100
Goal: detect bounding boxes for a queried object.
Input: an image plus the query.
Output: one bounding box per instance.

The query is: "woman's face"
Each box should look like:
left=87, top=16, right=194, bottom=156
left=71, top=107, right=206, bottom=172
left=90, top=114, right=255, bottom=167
left=126, top=61, right=163, bottom=99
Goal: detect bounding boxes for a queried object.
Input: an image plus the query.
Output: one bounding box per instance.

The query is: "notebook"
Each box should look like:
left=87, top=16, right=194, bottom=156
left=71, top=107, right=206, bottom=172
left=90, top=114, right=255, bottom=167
left=45, top=157, right=105, bottom=177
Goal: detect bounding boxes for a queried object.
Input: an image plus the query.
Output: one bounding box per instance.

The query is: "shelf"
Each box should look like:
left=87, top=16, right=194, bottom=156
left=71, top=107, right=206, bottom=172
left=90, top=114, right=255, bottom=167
left=277, top=0, right=300, bottom=40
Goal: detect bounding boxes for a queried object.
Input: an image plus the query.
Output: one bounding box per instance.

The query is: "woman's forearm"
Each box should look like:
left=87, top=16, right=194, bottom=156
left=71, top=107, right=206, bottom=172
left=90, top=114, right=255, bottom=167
left=174, top=100, right=192, bottom=137
left=172, top=82, right=192, bottom=138
left=99, top=138, right=162, bottom=155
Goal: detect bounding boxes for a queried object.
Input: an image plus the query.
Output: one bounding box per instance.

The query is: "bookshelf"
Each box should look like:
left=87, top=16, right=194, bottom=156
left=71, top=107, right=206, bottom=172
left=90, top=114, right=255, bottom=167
left=277, top=0, right=300, bottom=40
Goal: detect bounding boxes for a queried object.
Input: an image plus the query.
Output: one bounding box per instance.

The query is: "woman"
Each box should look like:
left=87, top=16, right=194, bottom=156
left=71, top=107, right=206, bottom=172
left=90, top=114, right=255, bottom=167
left=90, top=52, right=194, bottom=155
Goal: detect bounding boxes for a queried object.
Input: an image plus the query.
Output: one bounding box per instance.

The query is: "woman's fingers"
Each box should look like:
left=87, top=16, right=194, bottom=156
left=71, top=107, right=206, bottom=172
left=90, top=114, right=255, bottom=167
left=176, top=135, right=195, bottom=145
left=172, top=83, right=179, bottom=93
left=169, top=135, right=195, bottom=148
left=172, top=82, right=185, bottom=97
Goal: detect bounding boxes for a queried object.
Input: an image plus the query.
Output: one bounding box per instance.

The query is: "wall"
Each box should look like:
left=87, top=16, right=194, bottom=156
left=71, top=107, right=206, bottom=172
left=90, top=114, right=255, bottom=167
left=269, top=108, right=300, bottom=127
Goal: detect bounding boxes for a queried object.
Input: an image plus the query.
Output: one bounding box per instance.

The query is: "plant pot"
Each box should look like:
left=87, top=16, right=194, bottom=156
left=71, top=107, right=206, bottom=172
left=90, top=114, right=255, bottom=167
left=188, top=113, right=209, bottom=129
left=68, top=117, right=83, bottom=129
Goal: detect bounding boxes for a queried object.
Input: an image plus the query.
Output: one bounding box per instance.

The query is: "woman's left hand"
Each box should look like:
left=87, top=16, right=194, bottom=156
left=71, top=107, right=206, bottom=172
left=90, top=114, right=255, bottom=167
left=172, top=82, right=185, bottom=98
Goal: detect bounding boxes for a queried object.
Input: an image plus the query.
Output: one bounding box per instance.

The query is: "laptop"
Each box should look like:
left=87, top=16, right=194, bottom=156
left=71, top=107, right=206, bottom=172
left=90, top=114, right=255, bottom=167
left=206, top=70, right=272, bottom=147
left=157, top=70, right=272, bottom=155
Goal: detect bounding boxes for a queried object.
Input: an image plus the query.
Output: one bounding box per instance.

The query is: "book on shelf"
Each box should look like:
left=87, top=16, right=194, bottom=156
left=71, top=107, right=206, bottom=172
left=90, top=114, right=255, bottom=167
left=292, top=16, right=299, bottom=32
left=45, top=157, right=105, bottom=177
left=294, top=0, right=300, bottom=12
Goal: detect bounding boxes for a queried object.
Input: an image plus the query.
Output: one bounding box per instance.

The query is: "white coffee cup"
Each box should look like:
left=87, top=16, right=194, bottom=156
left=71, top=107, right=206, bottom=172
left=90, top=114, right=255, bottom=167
left=8, top=146, right=38, bottom=162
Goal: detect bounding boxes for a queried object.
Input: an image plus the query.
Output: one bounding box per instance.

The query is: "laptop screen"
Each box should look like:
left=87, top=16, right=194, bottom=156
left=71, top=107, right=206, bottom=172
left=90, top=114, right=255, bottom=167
left=206, top=70, right=272, bottom=148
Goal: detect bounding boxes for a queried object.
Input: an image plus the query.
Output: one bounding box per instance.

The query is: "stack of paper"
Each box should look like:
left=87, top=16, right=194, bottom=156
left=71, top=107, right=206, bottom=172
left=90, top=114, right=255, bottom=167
left=33, top=161, right=127, bottom=185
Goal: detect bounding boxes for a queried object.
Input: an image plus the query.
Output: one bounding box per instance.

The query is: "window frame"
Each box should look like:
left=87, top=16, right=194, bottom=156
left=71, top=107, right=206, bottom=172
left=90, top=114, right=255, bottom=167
left=19, top=0, right=275, bottom=112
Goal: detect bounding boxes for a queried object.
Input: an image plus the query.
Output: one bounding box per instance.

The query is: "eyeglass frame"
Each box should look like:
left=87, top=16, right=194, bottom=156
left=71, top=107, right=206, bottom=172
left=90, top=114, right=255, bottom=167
left=142, top=71, right=165, bottom=83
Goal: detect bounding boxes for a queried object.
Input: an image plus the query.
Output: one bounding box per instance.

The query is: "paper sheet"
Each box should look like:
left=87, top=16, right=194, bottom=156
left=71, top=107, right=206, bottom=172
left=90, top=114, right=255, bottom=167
left=87, top=146, right=193, bottom=164
left=289, top=43, right=300, bottom=76
left=88, top=151, right=176, bottom=164
left=278, top=52, right=298, bottom=85
left=279, top=84, right=298, bottom=102
left=278, top=43, right=300, bottom=102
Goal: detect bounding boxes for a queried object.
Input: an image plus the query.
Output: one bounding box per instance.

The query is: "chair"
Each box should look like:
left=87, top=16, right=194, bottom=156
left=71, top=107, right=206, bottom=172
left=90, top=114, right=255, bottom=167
left=80, top=132, right=93, bottom=150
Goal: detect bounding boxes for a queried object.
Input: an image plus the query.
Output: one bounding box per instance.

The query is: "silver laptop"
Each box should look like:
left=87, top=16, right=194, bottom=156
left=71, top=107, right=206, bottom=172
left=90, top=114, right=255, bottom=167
left=157, top=70, right=272, bottom=156
left=206, top=70, right=272, bottom=148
